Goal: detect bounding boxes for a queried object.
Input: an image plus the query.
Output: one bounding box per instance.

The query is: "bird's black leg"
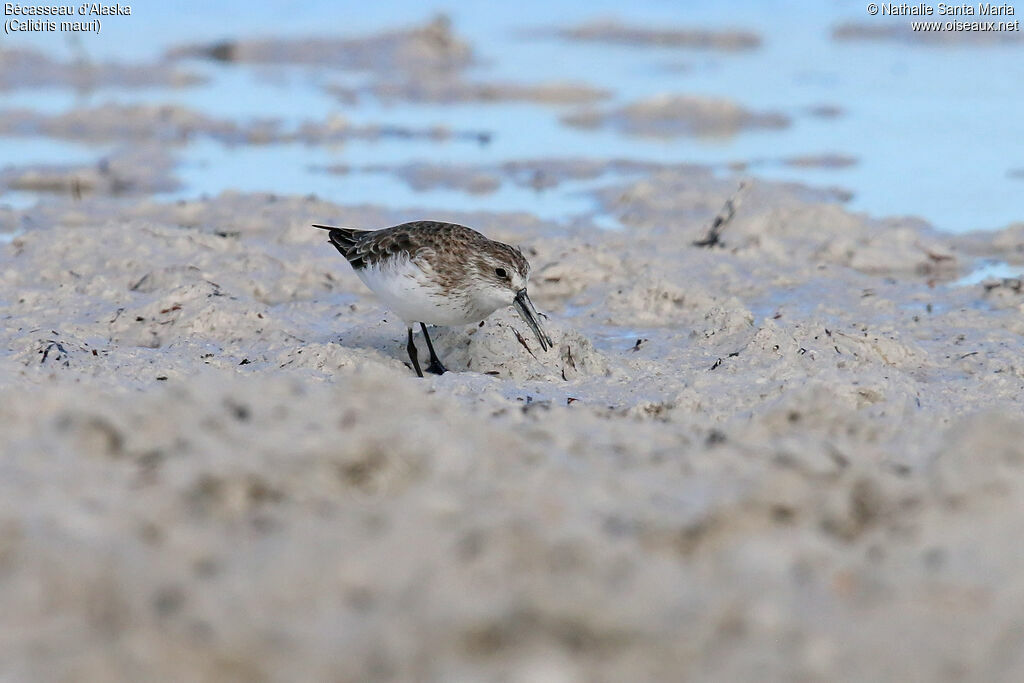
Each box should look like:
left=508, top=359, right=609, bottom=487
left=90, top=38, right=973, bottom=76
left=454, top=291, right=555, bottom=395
left=407, top=326, right=424, bottom=378
left=420, top=323, right=447, bottom=375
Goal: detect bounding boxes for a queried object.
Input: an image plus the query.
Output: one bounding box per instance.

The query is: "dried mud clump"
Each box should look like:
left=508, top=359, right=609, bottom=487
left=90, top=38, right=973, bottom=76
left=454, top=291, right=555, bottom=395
left=340, top=158, right=695, bottom=195
left=0, top=47, right=203, bottom=91
left=593, top=171, right=957, bottom=277
left=389, top=163, right=502, bottom=195
left=0, top=147, right=180, bottom=197
left=432, top=309, right=610, bottom=381
left=782, top=154, right=857, bottom=169
left=328, top=79, right=610, bottom=106
left=556, top=19, right=761, bottom=51
left=168, top=14, right=473, bottom=77
left=0, top=104, right=269, bottom=145
left=563, top=94, right=790, bottom=138
left=0, top=105, right=488, bottom=147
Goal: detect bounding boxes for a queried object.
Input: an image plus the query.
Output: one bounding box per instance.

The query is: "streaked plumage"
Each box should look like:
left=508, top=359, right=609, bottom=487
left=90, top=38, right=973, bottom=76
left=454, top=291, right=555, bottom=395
left=314, top=220, right=551, bottom=377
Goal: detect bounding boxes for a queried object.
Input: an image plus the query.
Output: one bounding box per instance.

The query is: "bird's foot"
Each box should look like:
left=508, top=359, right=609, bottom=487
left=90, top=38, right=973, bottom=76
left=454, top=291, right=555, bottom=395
left=426, top=360, right=447, bottom=375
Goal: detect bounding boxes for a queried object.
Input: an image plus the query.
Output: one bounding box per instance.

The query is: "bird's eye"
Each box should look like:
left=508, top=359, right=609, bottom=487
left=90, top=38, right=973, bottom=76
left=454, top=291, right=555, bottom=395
left=495, top=268, right=508, bottom=279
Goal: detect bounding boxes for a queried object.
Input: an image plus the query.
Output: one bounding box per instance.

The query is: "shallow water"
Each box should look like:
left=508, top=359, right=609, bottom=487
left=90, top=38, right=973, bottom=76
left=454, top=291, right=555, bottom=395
left=953, top=259, right=1024, bottom=286
left=2, top=0, right=1023, bottom=232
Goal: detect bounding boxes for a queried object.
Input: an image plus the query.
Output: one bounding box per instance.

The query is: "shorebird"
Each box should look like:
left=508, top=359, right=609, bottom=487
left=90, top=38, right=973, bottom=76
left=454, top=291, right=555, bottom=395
left=314, top=221, right=552, bottom=377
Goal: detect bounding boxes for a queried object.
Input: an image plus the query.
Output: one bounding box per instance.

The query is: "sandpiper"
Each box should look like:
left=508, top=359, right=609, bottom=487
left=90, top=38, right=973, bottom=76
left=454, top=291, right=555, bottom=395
left=314, top=220, right=552, bottom=377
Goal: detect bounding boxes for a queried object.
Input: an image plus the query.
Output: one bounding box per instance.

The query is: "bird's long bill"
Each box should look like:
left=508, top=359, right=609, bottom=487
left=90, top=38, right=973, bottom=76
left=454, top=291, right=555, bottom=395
left=513, top=289, right=553, bottom=352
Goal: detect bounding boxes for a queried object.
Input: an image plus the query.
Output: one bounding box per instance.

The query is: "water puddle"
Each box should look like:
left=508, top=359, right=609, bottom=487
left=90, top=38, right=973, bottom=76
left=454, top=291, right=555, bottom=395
left=1, top=1, right=1021, bottom=233
left=951, top=260, right=1023, bottom=287
left=0, top=228, right=25, bottom=244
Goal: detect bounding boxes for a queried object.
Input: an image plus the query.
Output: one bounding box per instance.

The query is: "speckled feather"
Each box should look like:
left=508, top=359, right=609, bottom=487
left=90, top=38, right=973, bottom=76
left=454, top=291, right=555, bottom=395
left=321, top=220, right=529, bottom=286
left=314, top=220, right=535, bottom=326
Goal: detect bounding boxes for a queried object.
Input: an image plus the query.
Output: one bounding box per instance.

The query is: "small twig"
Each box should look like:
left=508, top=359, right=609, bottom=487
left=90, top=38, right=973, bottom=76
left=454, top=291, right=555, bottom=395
left=511, top=327, right=536, bottom=359
left=129, top=273, right=150, bottom=291
left=693, top=181, right=747, bottom=248
left=40, top=340, right=69, bottom=366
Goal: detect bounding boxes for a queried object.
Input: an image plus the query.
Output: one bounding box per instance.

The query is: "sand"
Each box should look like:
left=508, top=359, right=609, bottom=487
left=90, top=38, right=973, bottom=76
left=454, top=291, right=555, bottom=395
left=334, top=158, right=857, bottom=197
left=553, top=19, right=762, bottom=51
left=336, top=159, right=694, bottom=195
left=562, top=94, right=791, bottom=139
left=327, top=79, right=611, bottom=107
left=0, top=147, right=180, bottom=197
left=0, top=104, right=488, bottom=146
left=0, top=46, right=203, bottom=91
left=3, top=166, right=1024, bottom=681
left=167, top=15, right=473, bottom=76
left=3, top=14, right=1024, bottom=683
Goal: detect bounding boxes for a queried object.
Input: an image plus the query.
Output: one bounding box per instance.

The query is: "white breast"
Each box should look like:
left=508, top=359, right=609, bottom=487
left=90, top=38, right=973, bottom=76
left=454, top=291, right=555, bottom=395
left=356, top=257, right=483, bottom=326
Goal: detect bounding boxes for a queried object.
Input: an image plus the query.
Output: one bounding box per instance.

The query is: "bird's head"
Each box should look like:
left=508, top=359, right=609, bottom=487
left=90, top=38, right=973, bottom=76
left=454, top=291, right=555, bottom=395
left=468, top=242, right=552, bottom=351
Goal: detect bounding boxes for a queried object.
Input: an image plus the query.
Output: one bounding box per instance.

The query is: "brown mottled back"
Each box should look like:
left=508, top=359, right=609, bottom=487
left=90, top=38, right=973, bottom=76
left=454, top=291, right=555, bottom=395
left=312, top=219, right=551, bottom=357
left=315, top=221, right=529, bottom=281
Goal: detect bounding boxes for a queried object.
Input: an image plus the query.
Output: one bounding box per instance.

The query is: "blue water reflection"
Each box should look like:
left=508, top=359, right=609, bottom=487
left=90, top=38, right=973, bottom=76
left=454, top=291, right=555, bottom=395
left=2, top=0, right=1022, bottom=233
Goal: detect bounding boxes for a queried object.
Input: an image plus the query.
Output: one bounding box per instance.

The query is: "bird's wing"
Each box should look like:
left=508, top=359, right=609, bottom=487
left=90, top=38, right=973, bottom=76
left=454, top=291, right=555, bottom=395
left=313, top=224, right=371, bottom=267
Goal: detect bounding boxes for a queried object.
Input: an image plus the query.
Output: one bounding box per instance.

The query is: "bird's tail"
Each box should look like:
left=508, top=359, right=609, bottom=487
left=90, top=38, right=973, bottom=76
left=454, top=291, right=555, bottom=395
left=312, top=224, right=366, bottom=258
